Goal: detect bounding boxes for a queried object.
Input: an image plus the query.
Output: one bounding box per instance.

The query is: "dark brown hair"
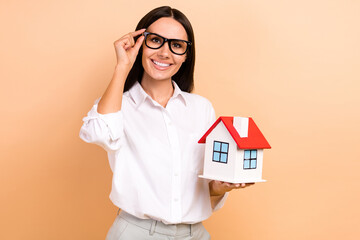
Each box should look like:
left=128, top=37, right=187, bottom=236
left=123, top=6, right=195, bottom=93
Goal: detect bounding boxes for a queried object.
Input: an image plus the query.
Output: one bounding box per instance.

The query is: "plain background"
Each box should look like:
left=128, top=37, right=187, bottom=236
left=1, top=0, right=359, bottom=239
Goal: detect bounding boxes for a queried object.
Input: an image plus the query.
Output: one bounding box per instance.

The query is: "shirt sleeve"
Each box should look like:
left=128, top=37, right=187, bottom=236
left=79, top=98, right=124, bottom=152
left=211, top=192, right=229, bottom=211
left=209, top=102, right=216, bottom=124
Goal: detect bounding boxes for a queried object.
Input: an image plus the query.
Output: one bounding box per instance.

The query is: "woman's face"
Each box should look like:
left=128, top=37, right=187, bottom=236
left=141, top=17, right=188, bottom=83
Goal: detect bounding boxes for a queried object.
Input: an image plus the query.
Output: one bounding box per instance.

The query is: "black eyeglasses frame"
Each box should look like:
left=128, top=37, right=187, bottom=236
left=142, top=32, right=192, bottom=55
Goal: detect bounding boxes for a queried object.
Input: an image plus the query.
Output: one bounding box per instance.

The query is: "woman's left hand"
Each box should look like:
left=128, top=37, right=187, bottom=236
left=209, top=180, right=255, bottom=196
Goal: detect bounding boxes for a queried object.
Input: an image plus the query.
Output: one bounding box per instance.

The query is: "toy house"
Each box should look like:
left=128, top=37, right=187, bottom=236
left=198, top=116, right=271, bottom=183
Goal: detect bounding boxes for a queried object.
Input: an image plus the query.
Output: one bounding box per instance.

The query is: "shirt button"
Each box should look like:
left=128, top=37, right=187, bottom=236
left=174, top=198, right=179, bottom=202
left=174, top=173, right=178, bottom=176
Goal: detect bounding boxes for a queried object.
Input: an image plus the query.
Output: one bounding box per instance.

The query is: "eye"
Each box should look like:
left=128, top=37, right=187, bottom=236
left=172, top=43, right=181, bottom=48
left=151, top=36, right=162, bottom=44
left=171, top=41, right=184, bottom=49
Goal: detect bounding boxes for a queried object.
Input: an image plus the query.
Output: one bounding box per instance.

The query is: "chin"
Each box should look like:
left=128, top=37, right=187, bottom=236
left=147, top=74, right=173, bottom=82
left=144, top=67, right=175, bottom=82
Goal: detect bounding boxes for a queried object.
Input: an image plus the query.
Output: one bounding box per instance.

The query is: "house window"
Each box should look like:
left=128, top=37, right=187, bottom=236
left=212, top=141, right=229, bottom=164
left=244, top=150, right=257, bottom=169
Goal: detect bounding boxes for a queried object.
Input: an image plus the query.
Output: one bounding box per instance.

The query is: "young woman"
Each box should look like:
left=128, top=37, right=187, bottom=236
left=80, top=6, right=253, bottom=240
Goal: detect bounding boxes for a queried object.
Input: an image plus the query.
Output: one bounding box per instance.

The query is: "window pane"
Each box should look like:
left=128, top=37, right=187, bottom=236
left=213, top=152, right=220, bottom=161
left=250, top=160, right=257, bottom=169
left=214, top=141, right=221, bottom=151
left=244, top=160, right=250, bottom=169
left=244, top=150, right=250, bottom=159
left=251, top=150, right=257, bottom=158
left=220, top=153, right=227, bottom=163
left=221, top=143, right=229, bottom=153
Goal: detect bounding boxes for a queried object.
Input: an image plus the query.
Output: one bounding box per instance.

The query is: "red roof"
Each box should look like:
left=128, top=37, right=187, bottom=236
left=198, top=116, right=271, bottom=149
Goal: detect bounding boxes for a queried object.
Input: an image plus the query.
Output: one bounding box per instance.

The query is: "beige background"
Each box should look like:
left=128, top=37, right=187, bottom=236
left=1, top=0, right=359, bottom=239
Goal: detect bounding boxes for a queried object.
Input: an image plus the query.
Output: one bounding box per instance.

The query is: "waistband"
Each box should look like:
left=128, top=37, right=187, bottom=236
left=119, top=210, right=201, bottom=236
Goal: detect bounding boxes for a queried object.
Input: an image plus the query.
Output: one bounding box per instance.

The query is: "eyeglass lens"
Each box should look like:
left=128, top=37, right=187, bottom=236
left=145, top=33, right=188, bottom=55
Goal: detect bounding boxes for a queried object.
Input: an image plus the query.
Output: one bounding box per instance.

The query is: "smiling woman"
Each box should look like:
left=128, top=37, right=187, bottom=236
left=124, top=6, right=196, bottom=94
left=79, top=5, right=251, bottom=240
left=141, top=18, right=188, bottom=86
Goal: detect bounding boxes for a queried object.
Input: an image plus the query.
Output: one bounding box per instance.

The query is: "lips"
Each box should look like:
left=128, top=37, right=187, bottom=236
left=151, top=59, right=172, bottom=70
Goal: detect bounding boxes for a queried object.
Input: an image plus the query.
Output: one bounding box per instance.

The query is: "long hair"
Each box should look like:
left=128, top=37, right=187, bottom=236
left=123, top=6, right=195, bottom=93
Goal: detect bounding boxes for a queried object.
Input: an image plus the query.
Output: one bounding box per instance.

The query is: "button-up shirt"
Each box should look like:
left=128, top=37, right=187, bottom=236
left=79, top=81, right=227, bottom=224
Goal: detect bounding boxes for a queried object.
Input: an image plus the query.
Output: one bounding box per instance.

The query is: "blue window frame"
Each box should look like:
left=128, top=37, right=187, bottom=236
left=213, top=141, right=229, bottom=164
left=244, top=150, right=257, bottom=169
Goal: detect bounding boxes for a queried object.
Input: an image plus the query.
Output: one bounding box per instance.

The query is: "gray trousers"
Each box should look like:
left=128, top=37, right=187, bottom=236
left=106, top=211, right=211, bottom=240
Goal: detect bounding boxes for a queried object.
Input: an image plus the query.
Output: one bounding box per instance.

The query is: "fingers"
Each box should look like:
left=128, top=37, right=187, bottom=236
left=130, top=28, right=146, bottom=37
left=211, top=180, right=255, bottom=196
left=132, top=35, right=145, bottom=52
left=114, top=29, right=146, bottom=51
left=119, top=35, right=134, bottom=50
left=223, top=182, right=255, bottom=190
left=114, top=36, right=131, bottom=51
left=128, top=29, right=146, bottom=49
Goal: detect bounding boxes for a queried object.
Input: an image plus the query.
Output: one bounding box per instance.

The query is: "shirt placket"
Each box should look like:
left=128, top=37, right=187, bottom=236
left=162, top=108, right=182, bottom=223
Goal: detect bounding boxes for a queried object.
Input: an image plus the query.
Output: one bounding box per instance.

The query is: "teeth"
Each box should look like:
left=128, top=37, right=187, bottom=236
left=153, top=60, right=170, bottom=67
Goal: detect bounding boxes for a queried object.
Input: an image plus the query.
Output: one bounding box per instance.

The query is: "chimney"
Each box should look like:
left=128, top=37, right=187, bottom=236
left=233, top=117, right=249, bottom=138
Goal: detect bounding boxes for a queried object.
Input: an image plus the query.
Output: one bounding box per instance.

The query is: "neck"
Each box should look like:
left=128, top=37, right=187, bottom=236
left=141, top=77, right=174, bottom=108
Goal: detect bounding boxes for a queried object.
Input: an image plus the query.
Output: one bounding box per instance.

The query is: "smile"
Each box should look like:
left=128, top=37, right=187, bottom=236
left=152, top=60, right=171, bottom=67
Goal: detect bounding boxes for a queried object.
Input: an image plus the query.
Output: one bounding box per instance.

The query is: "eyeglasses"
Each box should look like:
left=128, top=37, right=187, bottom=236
left=143, top=32, right=192, bottom=55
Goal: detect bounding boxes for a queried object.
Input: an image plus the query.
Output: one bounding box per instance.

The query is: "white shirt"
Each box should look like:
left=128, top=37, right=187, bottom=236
left=79, top=81, right=227, bottom=224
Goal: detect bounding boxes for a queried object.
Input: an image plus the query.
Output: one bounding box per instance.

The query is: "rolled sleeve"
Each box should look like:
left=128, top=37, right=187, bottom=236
left=97, top=108, right=123, bottom=141
left=79, top=98, right=124, bottom=151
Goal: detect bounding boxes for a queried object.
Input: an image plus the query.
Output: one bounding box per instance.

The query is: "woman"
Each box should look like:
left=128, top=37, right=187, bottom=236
left=80, top=6, right=253, bottom=240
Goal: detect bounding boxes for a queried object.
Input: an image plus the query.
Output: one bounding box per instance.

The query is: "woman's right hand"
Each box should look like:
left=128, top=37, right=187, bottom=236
left=113, top=28, right=146, bottom=71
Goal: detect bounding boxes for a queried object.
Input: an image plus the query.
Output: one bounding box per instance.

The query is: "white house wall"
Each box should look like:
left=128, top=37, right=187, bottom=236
left=203, top=121, right=237, bottom=181
left=235, top=149, right=264, bottom=183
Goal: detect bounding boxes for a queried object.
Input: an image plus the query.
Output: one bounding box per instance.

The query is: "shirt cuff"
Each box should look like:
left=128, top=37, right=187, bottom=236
left=211, top=192, right=229, bottom=212
left=98, top=110, right=123, bottom=141
left=83, top=98, right=124, bottom=141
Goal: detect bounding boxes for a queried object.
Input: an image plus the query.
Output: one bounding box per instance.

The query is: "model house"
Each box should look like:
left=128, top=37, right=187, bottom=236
left=198, top=116, right=271, bottom=183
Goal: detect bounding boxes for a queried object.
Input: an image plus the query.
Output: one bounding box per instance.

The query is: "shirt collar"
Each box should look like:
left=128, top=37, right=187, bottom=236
left=129, top=81, right=187, bottom=107
left=128, top=81, right=148, bottom=106
left=172, top=81, right=187, bottom=106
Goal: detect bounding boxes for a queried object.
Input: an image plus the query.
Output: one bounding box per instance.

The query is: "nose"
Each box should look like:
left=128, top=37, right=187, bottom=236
left=157, top=41, right=171, bottom=58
